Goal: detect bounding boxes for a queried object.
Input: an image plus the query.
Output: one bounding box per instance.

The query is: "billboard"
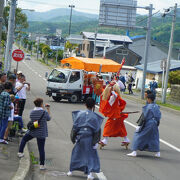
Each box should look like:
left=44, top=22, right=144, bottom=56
left=99, top=0, right=137, bottom=28
left=56, top=29, right=62, bottom=37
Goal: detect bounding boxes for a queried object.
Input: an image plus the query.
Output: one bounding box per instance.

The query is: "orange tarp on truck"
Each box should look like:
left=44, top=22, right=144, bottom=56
left=61, top=57, right=121, bottom=73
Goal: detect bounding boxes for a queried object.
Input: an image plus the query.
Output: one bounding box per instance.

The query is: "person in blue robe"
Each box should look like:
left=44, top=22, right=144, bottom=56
left=67, top=97, right=104, bottom=180
left=127, top=93, right=161, bottom=157
left=149, top=77, right=158, bottom=98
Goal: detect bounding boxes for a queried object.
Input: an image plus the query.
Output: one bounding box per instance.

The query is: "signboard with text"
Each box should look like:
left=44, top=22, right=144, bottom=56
left=99, top=0, right=137, bottom=28
left=12, top=49, right=24, bottom=62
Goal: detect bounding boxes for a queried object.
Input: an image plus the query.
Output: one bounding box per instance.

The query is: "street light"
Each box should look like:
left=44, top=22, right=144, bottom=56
left=68, top=5, right=75, bottom=35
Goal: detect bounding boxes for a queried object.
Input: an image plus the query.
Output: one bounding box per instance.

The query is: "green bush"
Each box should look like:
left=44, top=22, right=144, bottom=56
left=169, top=70, right=180, bottom=85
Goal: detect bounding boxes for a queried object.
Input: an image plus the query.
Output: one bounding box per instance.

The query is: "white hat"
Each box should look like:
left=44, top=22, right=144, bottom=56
left=17, top=71, right=22, bottom=74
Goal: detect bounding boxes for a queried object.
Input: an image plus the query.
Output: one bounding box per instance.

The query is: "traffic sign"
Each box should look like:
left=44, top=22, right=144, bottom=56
left=12, top=49, right=24, bottom=62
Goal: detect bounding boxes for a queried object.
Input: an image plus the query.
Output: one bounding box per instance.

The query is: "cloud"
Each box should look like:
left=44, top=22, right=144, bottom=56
left=17, top=0, right=178, bottom=14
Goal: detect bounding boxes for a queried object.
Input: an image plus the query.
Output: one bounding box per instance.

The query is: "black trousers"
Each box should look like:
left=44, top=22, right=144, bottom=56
left=18, top=99, right=26, bottom=116
left=19, top=133, right=46, bottom=165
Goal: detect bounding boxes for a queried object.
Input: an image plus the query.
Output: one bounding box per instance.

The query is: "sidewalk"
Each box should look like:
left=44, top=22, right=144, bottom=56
left=0, top=137, right=19, bottom=180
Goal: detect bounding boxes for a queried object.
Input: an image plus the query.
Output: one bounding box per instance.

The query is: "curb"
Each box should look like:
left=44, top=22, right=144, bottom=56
left=12, top=143, right=30, bottom=180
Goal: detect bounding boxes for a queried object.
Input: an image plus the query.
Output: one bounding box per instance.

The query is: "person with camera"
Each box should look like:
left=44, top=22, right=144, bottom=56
left=17, top=98, right=51, bottom=170
left=15, top=74, right=30, bottom=116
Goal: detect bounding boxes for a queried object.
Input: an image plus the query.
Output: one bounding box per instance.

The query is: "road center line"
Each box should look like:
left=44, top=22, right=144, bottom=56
left=95, top=105, right=180, bottom=153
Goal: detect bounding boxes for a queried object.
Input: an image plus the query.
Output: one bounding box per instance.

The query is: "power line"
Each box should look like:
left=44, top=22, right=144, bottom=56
left=136, top=10, right=160, bottom=25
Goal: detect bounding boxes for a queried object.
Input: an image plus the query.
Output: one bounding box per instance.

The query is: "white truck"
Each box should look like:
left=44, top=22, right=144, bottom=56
left=46, top=68, right=111, bottom=103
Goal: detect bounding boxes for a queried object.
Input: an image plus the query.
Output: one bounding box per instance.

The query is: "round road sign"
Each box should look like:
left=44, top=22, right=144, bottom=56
left=12, top=49, right=24, bottom=62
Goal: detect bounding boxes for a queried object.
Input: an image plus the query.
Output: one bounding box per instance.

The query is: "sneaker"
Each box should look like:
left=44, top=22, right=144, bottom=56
left=17, top=152, right=24, bottom=158
left=155, top=152, right=160, bottom=158
left=22, top=128, right=28, bottom=133
left=0, top=140, right=8, bottom=144
left=67, top=171, right=73, bottom=176
left=40, top=165, right=46, bottom=170
left=127, top=151, right=137, bottom=157
left=87, top=173, right=94, bottom=180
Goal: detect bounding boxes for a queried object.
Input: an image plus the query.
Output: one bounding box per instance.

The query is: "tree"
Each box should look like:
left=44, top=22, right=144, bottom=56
left=65, top=41, right=78, bottom=52
left=42, top=45, right=52, bottom=63
left=2, top=6, right=28, bottom=40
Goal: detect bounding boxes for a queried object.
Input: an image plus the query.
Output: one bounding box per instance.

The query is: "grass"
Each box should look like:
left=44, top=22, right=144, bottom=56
left=156, top=101, right=180, bottom=111
left=30, top=152, right=39, bottom=164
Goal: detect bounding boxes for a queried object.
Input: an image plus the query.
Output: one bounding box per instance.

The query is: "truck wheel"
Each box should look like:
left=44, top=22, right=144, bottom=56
left=69, top=94, right=78, bottom=103
left=52, top=96, right=61, bottom=102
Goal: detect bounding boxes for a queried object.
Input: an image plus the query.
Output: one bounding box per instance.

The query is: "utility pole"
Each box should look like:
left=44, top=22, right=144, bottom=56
left=0, top=0, right=5, bottom=57
left=4, top=0, right=17, bottom=73
left=93, top=28, right=97, bottom=58
left=68, top=5, right=75, bottom=35
left=36, top=35, right=40, bottom=60
left=162, top=3, right=177, bottom=103
left=141, top=4, right=153, bottom=99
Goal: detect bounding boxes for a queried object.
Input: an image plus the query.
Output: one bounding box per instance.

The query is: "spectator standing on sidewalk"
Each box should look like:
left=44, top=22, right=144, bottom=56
left=149, top=77, right=158, bottom=98
left=15, top=74, right=30, bottom=116
left=8, top=74, right=17, bottom=95
left=4, top=95, right=15, bottom=141
left=0, top=82, right=13, bottom=144
left=18, top=98, right=51, bottom=170
left=0, top=72, right=7, bottom=93
left=127, top=74, right=134, bottom=94
left=116, top=76, right=125, bottom=91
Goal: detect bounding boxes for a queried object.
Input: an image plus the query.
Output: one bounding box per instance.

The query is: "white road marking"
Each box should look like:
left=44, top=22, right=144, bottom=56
left=96, top=172, right=107, bottom=180
left=43, top=78, right=46, bottom=81
left=35, top=72, right=38, bottom=74
left=39, top=74, right=42, bottom=78
left=95, top=105, right=180, bottom=153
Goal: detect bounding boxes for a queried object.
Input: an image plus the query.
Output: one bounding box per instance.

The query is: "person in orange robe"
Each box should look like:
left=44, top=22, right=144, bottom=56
left=99, top=82, right=130, bottom=149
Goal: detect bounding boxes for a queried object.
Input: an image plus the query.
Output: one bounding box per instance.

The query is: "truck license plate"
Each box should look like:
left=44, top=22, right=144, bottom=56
left=52, top=93, right=56, bottom=96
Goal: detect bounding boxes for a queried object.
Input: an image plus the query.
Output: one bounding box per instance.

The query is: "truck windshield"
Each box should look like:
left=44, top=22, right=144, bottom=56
left=48, top=69, right=70, bottom=83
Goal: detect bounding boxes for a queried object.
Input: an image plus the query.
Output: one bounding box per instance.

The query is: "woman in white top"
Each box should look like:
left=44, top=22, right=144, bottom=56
left=15, top=74, right=30, bottom=116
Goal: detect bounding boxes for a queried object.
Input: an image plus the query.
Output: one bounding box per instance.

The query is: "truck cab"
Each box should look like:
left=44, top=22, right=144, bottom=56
left=46, top=68, right=84, bottom=102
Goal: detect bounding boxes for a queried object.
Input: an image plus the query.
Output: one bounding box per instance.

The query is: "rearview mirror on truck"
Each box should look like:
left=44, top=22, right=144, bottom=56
left=45, top=72, right=48, bottom=78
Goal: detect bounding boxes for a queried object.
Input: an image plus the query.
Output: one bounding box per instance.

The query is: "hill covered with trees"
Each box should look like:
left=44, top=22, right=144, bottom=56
left=25, top=8, right=180, bottom=49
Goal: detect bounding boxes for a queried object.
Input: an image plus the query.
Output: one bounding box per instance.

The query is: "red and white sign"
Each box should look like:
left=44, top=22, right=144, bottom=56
left=12, top=49, right=24, bottom=62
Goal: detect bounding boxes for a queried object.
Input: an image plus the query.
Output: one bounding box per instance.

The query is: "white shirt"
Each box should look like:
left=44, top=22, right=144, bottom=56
left=117, top=80, right=125, bottom=90
left=16, top=82, right=28, bottom=99
left=8, top=103, right=14, bottom=121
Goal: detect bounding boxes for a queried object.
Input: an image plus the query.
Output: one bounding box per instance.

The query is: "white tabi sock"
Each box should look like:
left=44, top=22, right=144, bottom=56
left=127, top=151, right=137, bottom=157
left=123, top=136, right=130, bottom=143
left=155, top=152, right=160, bottom=157
left=102, top=137, right=108, bottom=145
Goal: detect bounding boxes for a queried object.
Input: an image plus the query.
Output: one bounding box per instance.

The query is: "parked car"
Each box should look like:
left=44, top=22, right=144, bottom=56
left=25, top=54, right=31, bottom=60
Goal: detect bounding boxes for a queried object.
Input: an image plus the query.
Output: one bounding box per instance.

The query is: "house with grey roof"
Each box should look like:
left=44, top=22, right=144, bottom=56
left=96, top=45, right=142, bottom=66
left=135, top=60, right=180, bottom=89
left=129, top=37, right=180, bottom=64
left=79, top=32, right=133, bottom=58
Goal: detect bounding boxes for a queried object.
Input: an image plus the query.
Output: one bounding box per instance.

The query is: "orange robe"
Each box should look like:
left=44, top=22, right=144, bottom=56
left=99, top=94, right=128, bottom=137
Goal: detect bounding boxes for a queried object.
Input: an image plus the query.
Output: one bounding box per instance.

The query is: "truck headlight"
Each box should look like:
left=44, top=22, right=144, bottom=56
left=47, top=87, right=51, bottom=91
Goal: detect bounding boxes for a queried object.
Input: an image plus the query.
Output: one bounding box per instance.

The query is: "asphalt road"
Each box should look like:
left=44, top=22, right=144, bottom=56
left=12, top=56, right=180, bottom=180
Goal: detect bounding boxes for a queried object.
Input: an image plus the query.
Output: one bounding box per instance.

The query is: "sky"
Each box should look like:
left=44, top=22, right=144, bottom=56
left=17, top=0, right=179, bottom=14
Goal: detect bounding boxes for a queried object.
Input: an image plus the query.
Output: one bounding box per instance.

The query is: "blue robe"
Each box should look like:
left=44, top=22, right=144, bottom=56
left=69, top=110, right=103, bottom=174
left=132, top=103, right=161, bottom=152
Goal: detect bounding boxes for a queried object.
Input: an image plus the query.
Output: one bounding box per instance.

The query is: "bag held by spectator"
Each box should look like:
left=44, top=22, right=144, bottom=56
left=27, top=111, right=45, bottom=131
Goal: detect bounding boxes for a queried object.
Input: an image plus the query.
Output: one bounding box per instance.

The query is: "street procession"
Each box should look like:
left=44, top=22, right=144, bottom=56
left=0, top=0, right=180, bottom=180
